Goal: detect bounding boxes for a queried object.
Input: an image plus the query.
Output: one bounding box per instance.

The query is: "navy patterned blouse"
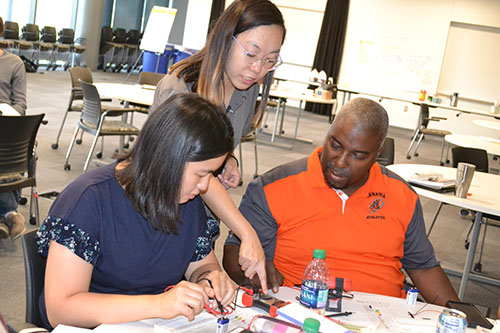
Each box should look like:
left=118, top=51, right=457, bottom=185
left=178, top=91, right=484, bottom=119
left=36, top=162, right=216, bottom=329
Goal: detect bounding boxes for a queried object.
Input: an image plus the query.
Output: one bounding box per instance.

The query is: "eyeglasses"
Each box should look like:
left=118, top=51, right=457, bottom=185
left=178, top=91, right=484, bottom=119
left=232, top=36, right=282, bottom=71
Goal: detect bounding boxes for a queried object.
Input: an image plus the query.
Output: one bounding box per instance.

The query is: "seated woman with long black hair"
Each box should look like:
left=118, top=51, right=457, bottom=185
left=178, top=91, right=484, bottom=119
left=36, top=93, right=236, bottom=329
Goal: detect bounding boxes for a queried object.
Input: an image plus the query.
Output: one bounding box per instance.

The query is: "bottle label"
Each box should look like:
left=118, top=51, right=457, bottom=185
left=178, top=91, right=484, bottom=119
left=299, top=283, right=328, bottom=309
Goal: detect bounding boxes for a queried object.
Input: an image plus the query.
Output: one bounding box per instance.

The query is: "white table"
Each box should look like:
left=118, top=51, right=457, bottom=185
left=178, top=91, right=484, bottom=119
left=337, top=88, right=500, bottom=119
left=53, top=286, right=496, bottom=332
left=445, top=134, right=500, bottom=157
left=387, top=164, right=500, bottom=299
left=94, top=82, right=154, bottom=107
left=473, top=119, right=500, bottom=132
left=262, top=88, right=336, bottom=149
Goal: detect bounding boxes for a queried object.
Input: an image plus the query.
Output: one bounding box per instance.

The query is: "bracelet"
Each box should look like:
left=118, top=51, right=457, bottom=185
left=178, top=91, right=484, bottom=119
left=196, top=277, right=211, bottom=285
left=194, top=270, right=212, bottom=283
left=229, top=154, right=239, bottom=167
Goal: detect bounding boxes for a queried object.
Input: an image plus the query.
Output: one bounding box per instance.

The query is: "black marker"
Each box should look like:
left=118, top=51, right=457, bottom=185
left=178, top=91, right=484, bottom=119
left=326, top=311, right=353, bottom=317
left=207, top=279, right=225, bottom=318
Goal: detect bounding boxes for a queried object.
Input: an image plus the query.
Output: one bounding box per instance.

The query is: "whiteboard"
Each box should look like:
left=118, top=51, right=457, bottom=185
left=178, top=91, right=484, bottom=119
left=140, top=6, right=177, bottom=54
left=437, top=22, right=500, bottom=102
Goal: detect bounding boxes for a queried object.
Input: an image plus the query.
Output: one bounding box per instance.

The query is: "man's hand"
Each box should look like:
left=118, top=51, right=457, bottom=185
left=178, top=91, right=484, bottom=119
left=217, top=156, right=241, bottom=189
left=250, top=261, right=284, bottom=293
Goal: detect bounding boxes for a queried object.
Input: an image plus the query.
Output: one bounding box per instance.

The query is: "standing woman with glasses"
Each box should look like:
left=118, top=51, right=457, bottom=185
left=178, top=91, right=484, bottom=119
left=152, top=0, right=286, bottom=292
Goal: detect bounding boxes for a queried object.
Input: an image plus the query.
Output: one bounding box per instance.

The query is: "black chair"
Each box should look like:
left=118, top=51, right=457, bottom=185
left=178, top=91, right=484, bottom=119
left=0, top=114, right=45, bottom=226
left=21, top=24, right=39, bottom=42
left=3, top=21, right=20, bottom=40
left=4, top=21, right=32, bottom=52
left=406, top=104, right=451, bottom=165
left=99, top=26, right=125, bottom=72
left=64, top=81, right=140, bottom=172
left=376, top=137, right=395, bottom=166
left=112, top=28, right=127, bottom=43
left=7, top=228, right=48, bottom=332
left=427, top=147, right=498, bottom=272
left=126, top=29, right=140, bottom=45
left=23, top=228, right=46, bottom=328
left=49, top=28, right=76, bottom=71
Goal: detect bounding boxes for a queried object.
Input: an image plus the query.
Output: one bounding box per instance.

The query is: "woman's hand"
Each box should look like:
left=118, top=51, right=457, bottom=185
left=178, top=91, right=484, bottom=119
left=198, top=270, right=235, bottom=307
left=217, top=156, right=241, bottom=189
left=238, top=233, right=268, bottom=294
left=159, top=281, right=208, bottom=321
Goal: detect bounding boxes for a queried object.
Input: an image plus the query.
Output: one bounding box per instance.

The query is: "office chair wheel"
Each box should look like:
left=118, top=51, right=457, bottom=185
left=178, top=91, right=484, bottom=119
left=440, top=162, right=444, bottom=166
left=76, top=139, right=82, bottom=145
left=414, top=153, right=419, bottom=157
left=51, top=143, right=58, bottom=149
left=64, top=163, right=71, bottom=171
left=464, top=240, right=470, bottom=250
left=238, top=180, right=244, bottom=187
left=253, top=174, right=259, bottom=179
left=29, top=216, right=36, bottom=225
left=96, top=152, right=103, bottom=159
left=406, top=155, right=411, bottom=159
left=19, top=197, right=28, bottom=205
left=123, top=143, right=129, bottom=149
left=474, top=263, right=482, bottom=273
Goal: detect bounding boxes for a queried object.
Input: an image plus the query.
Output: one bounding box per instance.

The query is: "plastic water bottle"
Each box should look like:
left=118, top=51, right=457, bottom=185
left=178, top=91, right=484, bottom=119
left=299, top=249, right=330, bottom=314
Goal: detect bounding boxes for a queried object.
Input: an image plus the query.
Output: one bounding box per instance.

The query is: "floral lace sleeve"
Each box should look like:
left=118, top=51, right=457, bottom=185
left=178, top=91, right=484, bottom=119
left=192, top=217, right=219, bottom=262
left=36, top=216, right=100, bottom=265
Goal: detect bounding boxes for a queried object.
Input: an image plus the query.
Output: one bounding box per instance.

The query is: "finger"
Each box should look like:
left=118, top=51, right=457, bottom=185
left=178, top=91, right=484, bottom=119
left=183, top=293, right=205, bottom=315
left=221, top=278, right=236, bottom=306
left=268, top=269, right=279, bottom=294
left=239, top=256, right=252, bottom=272
left=178, top=303, right=196, bottom=321
left=256, top=263, right=269, bottom=294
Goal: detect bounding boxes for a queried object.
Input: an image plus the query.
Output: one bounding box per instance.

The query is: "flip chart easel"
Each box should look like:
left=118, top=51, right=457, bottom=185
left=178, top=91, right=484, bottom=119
left=125, top=6, right=177, bottom=82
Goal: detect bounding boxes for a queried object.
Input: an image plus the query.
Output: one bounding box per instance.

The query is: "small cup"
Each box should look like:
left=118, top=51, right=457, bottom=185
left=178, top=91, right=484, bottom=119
left=455, top=162, right=475, bottom=198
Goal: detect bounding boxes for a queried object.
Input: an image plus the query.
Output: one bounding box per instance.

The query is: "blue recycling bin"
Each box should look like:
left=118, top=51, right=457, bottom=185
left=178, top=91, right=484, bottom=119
left=143, top=47, right=173, bottom=73
left=172, top=47, right=197, bottom=65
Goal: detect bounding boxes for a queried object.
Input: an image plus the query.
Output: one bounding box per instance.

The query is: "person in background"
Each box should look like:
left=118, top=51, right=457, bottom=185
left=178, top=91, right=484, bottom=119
left=152, top=0, right=287, bottom=293
left=37, top=93, right=235, bottom=329
left=223, top=98, right=460, bottom=307
left=0, top=16, right=28, bottom=241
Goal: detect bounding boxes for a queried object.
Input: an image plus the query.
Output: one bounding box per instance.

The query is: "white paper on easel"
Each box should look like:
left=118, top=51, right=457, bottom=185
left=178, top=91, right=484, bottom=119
left=140, top=6, right=177, bottom=54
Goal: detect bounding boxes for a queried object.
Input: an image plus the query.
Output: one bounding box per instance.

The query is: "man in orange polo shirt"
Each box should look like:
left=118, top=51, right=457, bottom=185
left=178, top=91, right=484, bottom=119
left=223, top=97, right=459, bottom=306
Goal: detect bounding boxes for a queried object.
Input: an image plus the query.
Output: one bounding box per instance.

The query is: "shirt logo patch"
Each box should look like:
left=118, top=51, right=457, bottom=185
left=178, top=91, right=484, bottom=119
left=367, top=192, right=386, bottom=220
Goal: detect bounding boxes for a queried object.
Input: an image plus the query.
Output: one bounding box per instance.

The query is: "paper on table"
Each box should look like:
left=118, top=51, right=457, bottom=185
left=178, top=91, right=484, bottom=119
left=408, top=172, right=455, bottom=190
left=277, top=303, right=350, bottom=333
left=153, top=307, right=259, bottom=333
left=340, top=292, right=442, bottom=333
left=0, top=103, right=20, bottom=116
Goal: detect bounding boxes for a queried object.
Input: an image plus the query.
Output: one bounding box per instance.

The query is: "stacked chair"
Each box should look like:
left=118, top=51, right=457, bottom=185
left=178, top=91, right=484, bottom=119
left=2, top=21, right=32, bottom=54
left=38, top=26, right=57, bottom=68
left=51, top=28, right=85, bottom=70
left=124, top=29, right=141, bottom=72
left=99, top=26, right=126, bottom=72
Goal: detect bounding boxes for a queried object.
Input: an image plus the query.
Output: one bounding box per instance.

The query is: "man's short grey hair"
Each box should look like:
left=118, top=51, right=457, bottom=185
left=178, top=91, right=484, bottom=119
left=336, top=97, right=389, bottom=146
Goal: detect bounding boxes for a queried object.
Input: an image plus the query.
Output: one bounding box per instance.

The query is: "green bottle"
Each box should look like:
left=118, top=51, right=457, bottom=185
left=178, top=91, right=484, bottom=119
left=302, top=317, right=320, bottom=333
